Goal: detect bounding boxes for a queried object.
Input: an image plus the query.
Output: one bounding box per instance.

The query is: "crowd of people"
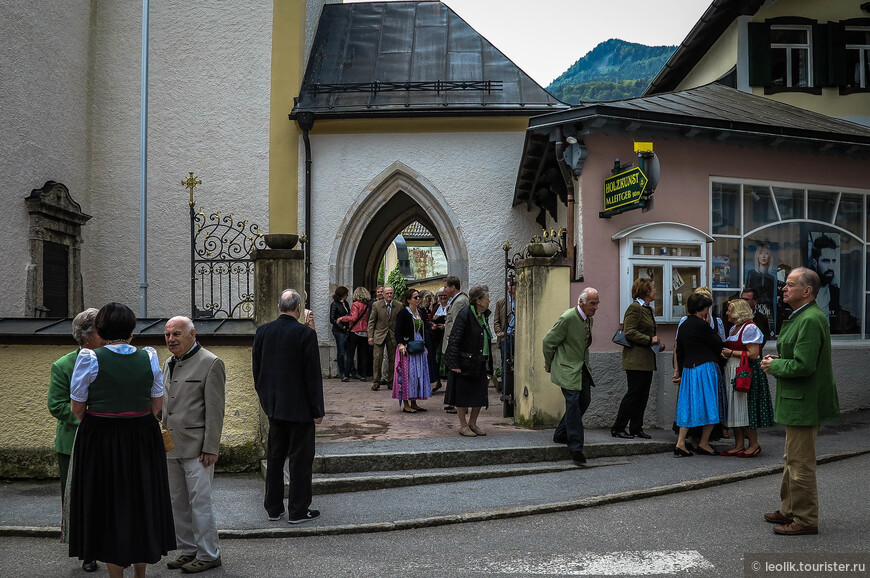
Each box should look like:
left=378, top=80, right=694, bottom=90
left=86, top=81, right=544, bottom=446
left=48, top=266, right=840, bottom=576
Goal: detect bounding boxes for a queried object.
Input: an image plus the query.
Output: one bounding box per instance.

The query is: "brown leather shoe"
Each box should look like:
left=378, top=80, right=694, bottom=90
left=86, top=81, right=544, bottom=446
left=764, top=510, right=794, bottom=524
left=773, top=522, right=818, bottom=535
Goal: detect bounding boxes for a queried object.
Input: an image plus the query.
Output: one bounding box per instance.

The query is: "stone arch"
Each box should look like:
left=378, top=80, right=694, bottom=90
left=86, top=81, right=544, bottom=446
left=331, top=161, right=469, bottom=291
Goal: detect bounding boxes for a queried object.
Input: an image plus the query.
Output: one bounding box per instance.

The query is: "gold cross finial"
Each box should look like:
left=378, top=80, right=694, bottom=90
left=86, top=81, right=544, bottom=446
left=182, top=172, right=202, bottom=207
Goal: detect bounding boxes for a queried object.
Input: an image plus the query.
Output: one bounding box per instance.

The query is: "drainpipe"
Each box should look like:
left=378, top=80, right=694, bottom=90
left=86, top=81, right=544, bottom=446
left=138, top=0, right=150, bottom=316
left=297, top=112, right=315, bottom=309
left=555, top=134, right=587, bottom=280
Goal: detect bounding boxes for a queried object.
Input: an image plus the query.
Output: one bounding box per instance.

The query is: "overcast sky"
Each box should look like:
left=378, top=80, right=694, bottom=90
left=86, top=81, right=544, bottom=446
left=344, top=0, right=711, bottom=86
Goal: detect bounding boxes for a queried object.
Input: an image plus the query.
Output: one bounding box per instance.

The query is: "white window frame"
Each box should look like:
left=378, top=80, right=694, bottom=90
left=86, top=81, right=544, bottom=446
left=770, top=24, right=813, bottom=87
left=845, top=26, right=870, bottom=88
left=615, top=223, right=711, bottom=323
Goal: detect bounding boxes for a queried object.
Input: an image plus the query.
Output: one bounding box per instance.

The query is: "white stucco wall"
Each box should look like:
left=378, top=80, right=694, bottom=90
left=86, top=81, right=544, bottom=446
left=0, top=0, right=91, bottom=316
left=84, top=2, right=273, bottom=317
left=301, top=130, right=540, bottom=347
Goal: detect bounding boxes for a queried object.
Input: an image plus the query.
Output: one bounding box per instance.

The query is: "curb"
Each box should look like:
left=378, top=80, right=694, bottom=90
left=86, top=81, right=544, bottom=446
left=5, top=447, right=867, bottom=539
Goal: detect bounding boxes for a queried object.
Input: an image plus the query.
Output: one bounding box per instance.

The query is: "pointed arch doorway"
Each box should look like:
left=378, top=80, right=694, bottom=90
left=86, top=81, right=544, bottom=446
left=331, top=162, right=468, bottom=292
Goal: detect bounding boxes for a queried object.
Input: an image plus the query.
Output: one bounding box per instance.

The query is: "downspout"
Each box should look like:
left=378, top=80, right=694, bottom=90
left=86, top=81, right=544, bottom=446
left=555, top=133, right=587, bottom=281
left=297, top=112, right=315, bottom=309
left=138, top=0, right=150, bottom=316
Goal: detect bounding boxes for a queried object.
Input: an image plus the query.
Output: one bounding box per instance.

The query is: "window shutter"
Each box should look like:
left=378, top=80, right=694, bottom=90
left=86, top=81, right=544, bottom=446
left=748, top=22, right=771, bottom=86
left=812, top=24, right=829, bottom=86
left=826, top=21, right=846, bottom=86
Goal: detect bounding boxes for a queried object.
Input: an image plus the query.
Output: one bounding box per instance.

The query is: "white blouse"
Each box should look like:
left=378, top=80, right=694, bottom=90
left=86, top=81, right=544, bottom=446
left=726, top=322, right=763, bottom=345
left=69, top=343, right=164, bottom=402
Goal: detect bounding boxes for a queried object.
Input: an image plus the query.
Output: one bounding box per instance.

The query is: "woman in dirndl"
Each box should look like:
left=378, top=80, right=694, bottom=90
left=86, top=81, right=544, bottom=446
left=67, top=302, right=175, bottom=577
left=393, top=288, right=431, bottom=413
left=720, top=298, right=776, bottom=457
left=674, top=293, right=723, bottom=457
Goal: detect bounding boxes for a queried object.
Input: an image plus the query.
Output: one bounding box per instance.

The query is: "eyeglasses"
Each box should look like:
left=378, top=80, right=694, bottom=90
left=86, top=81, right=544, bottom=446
left=411, top=295, right=420, bottom=299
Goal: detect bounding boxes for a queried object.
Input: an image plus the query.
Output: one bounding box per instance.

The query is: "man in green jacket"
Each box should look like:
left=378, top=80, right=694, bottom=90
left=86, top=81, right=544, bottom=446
left=543, top=287, right=599, bottom=466
left=47, top=308, right=104, bottom=573
left=762, top=267, right=840, bottom=536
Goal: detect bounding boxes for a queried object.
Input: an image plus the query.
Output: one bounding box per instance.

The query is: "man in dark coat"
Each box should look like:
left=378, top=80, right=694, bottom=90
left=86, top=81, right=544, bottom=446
left=252, top=289, right=324, bottom=524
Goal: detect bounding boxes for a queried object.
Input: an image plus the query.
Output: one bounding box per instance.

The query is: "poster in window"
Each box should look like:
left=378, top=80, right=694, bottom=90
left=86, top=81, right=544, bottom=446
left=807, top=232, right=858, bottom=334
left=744, top=242, right=776, bottom=321
left=711, top=254, right=731, bottom=288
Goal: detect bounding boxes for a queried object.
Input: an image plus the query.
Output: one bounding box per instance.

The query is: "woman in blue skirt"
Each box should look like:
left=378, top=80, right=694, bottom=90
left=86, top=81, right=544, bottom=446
left=674, top=293, right=723, bottom=457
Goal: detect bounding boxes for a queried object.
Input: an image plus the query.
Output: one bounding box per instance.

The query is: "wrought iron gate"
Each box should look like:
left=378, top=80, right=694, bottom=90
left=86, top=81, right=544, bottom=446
left=184, top=173, right=266, bottom=319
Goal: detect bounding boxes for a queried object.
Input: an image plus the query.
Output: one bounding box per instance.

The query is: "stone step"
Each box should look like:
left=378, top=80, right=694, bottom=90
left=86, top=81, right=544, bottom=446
left=261, top=439, right=673, bottom=496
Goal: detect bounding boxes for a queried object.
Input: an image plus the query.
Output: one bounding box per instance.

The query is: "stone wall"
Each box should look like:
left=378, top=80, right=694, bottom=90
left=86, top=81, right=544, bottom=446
left=0, top=343, right=262, bottom=479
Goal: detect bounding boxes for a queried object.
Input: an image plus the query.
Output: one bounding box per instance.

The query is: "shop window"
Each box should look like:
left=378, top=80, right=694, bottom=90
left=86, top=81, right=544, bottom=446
left=711, top=180, right=868, bottom=338
left=616, top=224, right=710, bottom=323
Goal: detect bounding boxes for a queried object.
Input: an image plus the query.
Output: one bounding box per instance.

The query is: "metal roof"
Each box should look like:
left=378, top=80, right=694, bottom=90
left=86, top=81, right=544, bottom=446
left=514, top=82, right=870, bottom=223
left=291, top=1, right=567, bottom=120
left=645, top=0, right=765, bottom=95
left=0, top=317, right=257, bottom=345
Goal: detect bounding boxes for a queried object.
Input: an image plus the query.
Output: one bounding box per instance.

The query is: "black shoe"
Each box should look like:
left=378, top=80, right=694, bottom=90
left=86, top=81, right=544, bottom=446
left=82, top=560, right=99, bottom=572
left=632, top=430, right=652, bottom=439
left=341, top=376, right=349, bottom=382
left=611, top=430, right=634, bottom=439
left=674, top=446, right=693, bottom=457
left=289, top=509, right=320, bottom=524
left=552, top=436, right=568, bottom=444
left=571, top=452, right=587, bottom=466
left=694, top=446, right=719, bottom=456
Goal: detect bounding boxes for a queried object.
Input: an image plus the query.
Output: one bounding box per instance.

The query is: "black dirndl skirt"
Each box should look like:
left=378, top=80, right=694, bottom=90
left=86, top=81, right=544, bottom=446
left=68, top=413, right=176, bottom=566
left=444, top=357, right=489, bottom=408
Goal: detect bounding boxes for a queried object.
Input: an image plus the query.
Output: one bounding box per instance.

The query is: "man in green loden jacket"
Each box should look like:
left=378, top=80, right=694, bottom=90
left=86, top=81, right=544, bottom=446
left=543, top=287, right=599, bottom=466
left=47, top=308, right=105, bottom=573
left=761, top=267, right=840, bottom=536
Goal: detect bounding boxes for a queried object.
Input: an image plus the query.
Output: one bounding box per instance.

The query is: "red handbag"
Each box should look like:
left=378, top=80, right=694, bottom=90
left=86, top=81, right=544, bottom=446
left=734, top=351, right=752, bottom=393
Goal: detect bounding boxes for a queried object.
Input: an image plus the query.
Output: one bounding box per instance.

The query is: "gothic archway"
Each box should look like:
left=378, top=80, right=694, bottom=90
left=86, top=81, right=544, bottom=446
left=330, top=161, right=469, bottom=291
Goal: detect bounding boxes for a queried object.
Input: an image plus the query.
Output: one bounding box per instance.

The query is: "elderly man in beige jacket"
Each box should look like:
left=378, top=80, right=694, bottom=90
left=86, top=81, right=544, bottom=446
left=163, top=316, right=226, bottom=573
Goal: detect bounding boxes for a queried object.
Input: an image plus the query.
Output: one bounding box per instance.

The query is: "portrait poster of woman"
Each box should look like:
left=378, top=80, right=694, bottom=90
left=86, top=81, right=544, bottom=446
left=744, top=242, right=776, bottom=324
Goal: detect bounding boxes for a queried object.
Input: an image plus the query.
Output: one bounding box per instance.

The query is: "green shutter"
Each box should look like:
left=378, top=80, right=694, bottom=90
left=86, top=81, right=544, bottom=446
left=826, top=22, right=846, bottom=86
left=748, top=22, right=771, bottom=87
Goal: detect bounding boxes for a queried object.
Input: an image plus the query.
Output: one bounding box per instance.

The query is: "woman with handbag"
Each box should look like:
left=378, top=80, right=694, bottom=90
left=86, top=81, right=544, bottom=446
left=67, top=302, right=175, bottom=577
left=393, top=288, right=431, bottom=412
left=720, top=298, right=775, bottom=457
left=329, top=286, right=353, bottom=381
left=674, top=293, right=723, bottom=457
left=611, top=277, right=664, bottom=439
left=339, top=286, right=371, bottom=383
left=444, top=285, right=492, bottom=436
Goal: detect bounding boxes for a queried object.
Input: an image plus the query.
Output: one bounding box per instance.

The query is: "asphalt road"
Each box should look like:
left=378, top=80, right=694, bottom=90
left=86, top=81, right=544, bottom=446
left=4, top=453, right=868, bottom=578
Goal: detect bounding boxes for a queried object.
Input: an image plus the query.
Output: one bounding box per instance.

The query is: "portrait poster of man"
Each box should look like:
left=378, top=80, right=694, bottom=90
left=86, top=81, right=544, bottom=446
left=744, top=241, right=776, bottom=327
left=807, top=232, right=858, bottom=334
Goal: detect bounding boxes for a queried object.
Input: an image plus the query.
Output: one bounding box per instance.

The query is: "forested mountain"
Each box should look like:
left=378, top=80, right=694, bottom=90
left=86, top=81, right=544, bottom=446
left=547, top=39, right=677, bottom=103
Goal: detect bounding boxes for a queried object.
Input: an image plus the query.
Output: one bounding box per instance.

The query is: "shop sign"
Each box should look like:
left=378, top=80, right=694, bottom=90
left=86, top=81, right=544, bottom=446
left=602, top=167, right=648, bottom=212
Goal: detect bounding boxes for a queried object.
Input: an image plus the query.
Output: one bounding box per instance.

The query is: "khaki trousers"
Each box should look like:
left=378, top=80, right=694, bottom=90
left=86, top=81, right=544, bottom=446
left=780, top=424, right=820, bottom=527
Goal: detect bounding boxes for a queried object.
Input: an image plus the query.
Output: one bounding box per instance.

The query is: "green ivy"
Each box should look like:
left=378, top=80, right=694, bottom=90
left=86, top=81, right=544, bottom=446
left=386, top=264, right=407, bottom=301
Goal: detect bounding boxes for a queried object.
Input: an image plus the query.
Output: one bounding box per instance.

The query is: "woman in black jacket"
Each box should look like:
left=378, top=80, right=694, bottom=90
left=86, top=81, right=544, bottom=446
left=329, top=286, right=352, bottom=381
left=444, top=285, right=492, bottom=437
left=392, top=288, right=431, bottom=412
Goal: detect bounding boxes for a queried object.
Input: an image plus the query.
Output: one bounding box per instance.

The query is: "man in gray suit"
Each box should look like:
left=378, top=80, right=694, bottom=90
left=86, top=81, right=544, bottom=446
left=163, top=316, right=226, bottom=573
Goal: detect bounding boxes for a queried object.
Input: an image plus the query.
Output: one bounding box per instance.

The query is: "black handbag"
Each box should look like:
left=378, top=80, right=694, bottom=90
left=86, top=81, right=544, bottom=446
left=406, top=340, right=425, bottom=354
left=612, top=328, right=632, bottom=347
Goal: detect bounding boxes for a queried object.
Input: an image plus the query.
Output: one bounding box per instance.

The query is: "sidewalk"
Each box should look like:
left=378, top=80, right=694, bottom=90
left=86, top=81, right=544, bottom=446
left=2, top=379, right=869, bottom=538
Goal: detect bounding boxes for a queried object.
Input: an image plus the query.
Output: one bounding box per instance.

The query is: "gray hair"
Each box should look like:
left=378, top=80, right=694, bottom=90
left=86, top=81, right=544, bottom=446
left=577, top=287, right=599, bottom=306
left=166, top=316, right=195, bottom=331
left=278, top=289, right=302, bottom=313
left=72, top=308, right=100, bottom=346
left=468, top=285, right=489, bottom=306
left=790, top=266, right=820, bottom=298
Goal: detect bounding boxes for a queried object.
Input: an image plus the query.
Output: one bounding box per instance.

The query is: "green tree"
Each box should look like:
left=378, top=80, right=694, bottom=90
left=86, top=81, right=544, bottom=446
left=386, top=265, right=407, bottom=301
